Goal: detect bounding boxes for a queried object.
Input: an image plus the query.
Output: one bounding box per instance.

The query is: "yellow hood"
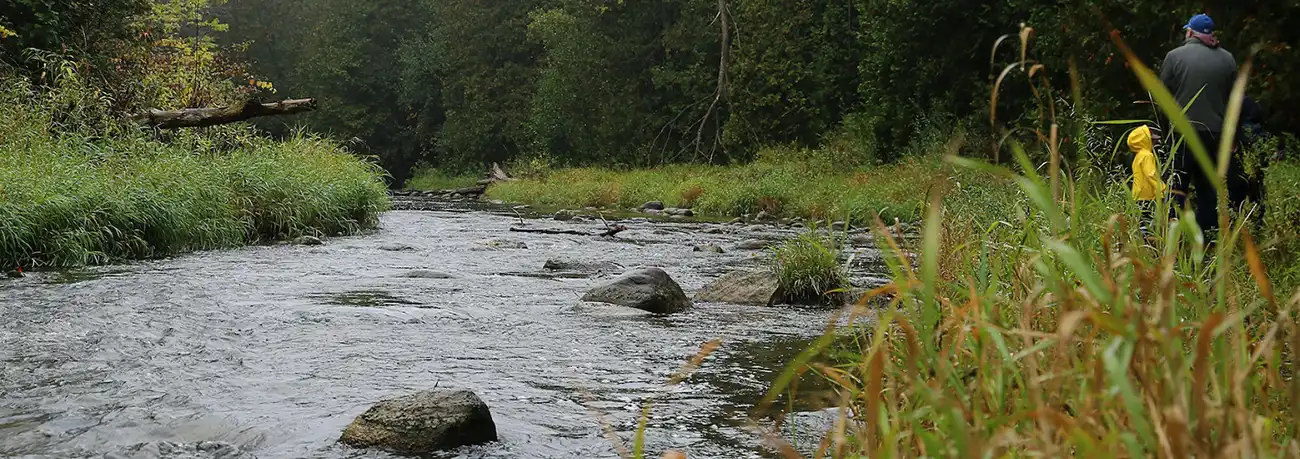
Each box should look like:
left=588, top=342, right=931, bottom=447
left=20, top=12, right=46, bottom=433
left=1127, top=125, right=1154, bottom=153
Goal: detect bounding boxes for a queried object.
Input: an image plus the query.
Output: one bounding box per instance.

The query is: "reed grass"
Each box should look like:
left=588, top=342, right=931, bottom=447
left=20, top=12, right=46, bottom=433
left=745, top=28, right=1300, bottom=459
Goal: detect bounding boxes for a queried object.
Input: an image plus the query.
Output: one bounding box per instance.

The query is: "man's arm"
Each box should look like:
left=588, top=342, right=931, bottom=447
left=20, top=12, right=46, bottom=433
left=1159, top=54, right=1179, bottom=95
left=1157, top=53, right=1179, bottom=131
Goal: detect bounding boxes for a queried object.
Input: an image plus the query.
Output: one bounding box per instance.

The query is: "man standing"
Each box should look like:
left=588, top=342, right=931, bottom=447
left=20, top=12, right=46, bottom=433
left=1159, top=13, right=1238, bottom=233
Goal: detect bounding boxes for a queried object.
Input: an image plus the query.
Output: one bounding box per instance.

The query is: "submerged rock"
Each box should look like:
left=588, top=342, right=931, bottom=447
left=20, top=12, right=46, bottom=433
left=401, top=270, right=456, bottom=279
left=378, top=243, right=416, bottom=252
left=104, top=441, right=254, bottom=459
left=696, top=270, right=782, bottom=306
left=581, top=267, right=691, bottom=314
left=294, top=235, right=324, bottom=246
left=693, top=244, right=725, bottom=254
left=340, top=389, right=498, bottom=455
left=543, top=258, right=623, bottom=276
left=850, top=233, right=875, bottom=247
left=735, top=239, right=769, bottom=250
left=483, top=239, right=528, bottom=249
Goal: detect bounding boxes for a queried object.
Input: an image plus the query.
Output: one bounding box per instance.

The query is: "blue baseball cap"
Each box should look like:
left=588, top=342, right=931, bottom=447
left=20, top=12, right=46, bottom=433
left=1185, top=14, right=1214, bottom=34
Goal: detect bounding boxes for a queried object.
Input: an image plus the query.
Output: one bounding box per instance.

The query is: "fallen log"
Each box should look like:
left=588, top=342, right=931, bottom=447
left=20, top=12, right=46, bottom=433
left=134, top=98, right=317, bottom=129
left=509, top=224, right=627, bottom=238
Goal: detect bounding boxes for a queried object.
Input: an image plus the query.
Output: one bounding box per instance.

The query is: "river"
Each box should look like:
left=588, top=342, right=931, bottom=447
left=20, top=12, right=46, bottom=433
left=1, top=201, right=886, bottom=459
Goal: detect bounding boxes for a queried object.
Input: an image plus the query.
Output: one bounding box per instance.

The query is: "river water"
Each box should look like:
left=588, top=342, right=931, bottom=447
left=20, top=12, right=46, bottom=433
left=1, top=201, right=885, bottom=459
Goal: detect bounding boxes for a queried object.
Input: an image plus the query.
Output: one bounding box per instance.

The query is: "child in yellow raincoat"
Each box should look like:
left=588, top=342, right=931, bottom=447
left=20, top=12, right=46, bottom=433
left=1129, top=125, right=1166, bottom=237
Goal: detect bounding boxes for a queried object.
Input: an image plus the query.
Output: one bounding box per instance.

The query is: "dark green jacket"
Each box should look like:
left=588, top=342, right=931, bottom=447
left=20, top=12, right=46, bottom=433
left=1159, top=35, right=1237, bottom=134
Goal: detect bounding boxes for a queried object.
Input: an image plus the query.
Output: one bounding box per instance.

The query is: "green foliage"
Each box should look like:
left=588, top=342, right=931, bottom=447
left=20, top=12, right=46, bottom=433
left=0, top=77, right=389, bottom=269
left=404, top=167, right=479, bottom=192
left=486, top=149, right=988, bottom=225
left=1264, top=159, right=1300, bottom=291
left=725, top=0, right=863, bottom=154
left=769, top=229, right=849, bottom=305
left=212, top=1, right=1300, bottom=179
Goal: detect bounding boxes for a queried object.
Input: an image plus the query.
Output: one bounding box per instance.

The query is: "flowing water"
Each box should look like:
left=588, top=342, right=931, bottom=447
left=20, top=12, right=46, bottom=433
left=1, top=201, right=887, bottom=459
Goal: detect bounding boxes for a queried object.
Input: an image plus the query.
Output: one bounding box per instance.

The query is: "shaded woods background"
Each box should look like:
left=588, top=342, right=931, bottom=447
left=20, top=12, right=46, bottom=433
left=4, top=1, right=1297, bottom=185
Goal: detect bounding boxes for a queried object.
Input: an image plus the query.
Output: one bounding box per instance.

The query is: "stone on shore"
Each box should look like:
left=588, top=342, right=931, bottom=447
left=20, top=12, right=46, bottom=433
left=641, top=201, right=666, bottom=211
left=580, top=267, right=691, bottom=314
left=340, top=389, right=498, bottom=456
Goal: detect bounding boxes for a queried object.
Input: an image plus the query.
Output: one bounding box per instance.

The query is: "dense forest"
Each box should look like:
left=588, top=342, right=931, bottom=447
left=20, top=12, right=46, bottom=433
left=221, top=0, right=1299, bottom=185
left=5, top=1, right=1297, bottom=186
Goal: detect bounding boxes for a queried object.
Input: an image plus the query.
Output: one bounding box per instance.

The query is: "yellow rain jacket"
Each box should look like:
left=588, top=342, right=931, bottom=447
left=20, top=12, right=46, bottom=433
left=1129, top=126, right=1166, bottom=201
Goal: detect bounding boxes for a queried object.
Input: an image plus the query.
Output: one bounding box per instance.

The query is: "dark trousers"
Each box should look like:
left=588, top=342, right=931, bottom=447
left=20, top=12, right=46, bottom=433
left=1170, top=130, right=1248, bottom=234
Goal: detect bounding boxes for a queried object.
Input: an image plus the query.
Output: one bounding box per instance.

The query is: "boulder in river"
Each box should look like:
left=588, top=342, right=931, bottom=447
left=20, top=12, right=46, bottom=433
left=5, top=270, right=23, bottom=279
left=696, top=270, right=782, bottom=306
left=581, top=267, right=691, bottom=314
left=641, top=201, right=666, bottom=211
left=735, top=239, right=769, bottom=250
left=294, top=235, right=324, bottom=246
left=693, top=244, right=725, bottom=254
left=340, top=388, right=498, bottom=455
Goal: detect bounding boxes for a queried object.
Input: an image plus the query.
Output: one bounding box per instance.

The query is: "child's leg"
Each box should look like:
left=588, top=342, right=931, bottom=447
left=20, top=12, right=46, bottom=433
left=1139, top=200, right=1154, bottom=238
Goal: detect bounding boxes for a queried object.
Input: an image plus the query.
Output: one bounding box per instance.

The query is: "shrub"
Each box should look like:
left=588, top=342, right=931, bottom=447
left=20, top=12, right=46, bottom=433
left=405, top=166, right=480, bottom=191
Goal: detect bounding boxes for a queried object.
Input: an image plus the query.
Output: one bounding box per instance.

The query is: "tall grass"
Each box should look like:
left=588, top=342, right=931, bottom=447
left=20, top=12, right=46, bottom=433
left=748, top=29, right=1300, bottom=459
left=404, top=166, right=480, bottom=191
left=487, top=153, right=968, bottom=224
left=0, top=78, right=389, bottom=269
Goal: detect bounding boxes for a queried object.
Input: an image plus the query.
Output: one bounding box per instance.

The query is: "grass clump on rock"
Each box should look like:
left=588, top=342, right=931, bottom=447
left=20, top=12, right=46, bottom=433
left=769, top=229, right=849, bottom=305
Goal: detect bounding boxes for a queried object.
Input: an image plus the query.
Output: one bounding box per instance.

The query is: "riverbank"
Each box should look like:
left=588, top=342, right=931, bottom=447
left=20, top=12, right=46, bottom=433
left=0, top=81, right=389, bottom=270
left=409, top=153, right=1022, bottom=226
left=0, top=133, right=389, bottom=269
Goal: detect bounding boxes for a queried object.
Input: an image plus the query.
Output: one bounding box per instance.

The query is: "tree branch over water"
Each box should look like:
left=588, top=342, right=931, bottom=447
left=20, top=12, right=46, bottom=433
left=134, top=99, right=318, bottom=129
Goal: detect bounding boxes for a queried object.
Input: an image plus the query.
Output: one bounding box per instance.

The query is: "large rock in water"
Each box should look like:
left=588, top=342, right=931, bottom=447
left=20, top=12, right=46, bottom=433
left=340, top=389, right=498, bottom=455
left=580, top=267, right=692, bottom=314
left=696, top=270, right=783, bottom=306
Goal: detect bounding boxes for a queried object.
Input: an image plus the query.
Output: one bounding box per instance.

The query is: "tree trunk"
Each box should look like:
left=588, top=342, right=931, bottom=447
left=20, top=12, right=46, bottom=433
left=135, top=99, right=317, bottom=129
left=693, top=0, right=730, bottom=161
